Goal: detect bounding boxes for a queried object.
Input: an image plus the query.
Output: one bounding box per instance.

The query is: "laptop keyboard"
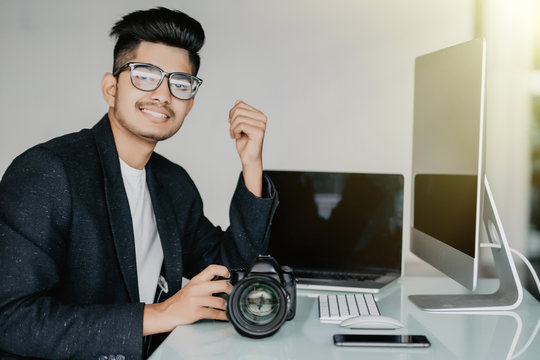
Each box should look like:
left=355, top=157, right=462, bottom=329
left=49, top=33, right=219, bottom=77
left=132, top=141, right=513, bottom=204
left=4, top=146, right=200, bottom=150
left=318, top=293, right=380, bottom=323
left=295, top=269, right=380, bottom=282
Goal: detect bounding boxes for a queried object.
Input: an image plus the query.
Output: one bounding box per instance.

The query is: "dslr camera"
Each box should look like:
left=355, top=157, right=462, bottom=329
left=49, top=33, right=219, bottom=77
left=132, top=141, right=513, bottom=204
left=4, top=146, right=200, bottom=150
left=216, top=255, right=296, bottom=338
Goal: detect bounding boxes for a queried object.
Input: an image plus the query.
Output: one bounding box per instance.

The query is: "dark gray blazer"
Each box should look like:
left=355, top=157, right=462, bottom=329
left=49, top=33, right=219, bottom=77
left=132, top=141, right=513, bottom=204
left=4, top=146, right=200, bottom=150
left=0, top=115, right=278, bottom=359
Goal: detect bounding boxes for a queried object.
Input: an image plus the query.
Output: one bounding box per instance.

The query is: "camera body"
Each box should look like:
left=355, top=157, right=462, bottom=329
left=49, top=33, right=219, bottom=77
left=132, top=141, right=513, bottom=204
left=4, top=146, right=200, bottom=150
left=217, top=255, right=296, bottom=338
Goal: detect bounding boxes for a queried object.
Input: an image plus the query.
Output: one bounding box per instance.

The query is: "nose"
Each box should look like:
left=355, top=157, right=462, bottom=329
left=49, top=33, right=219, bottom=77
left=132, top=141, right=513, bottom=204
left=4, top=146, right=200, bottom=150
left=150, top=76, right=172, bottom=103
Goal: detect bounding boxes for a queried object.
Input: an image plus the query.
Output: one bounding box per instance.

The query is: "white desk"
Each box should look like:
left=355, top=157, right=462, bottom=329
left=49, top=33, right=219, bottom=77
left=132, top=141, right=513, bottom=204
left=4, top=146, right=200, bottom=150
left=149, top=277, right=540, bottom=359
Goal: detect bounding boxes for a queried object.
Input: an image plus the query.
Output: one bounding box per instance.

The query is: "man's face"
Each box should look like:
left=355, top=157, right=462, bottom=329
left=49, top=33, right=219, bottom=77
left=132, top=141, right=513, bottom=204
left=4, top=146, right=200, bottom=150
left=106, top=41, right=195, bottom=143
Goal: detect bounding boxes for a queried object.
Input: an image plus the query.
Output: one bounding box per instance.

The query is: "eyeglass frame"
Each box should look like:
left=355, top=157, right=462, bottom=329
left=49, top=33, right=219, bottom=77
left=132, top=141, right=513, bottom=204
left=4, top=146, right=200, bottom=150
left=113, top=62, right=203, bottom=100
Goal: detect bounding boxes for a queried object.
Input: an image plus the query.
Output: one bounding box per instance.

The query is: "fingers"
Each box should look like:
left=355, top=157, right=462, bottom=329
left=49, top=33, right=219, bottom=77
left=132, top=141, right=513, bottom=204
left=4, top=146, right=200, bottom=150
left=193, top=264, right=230, bottom=282
left=182, top=271, right=231, bottom=315
left=199, top=306, right=229, bottom=321
left=228, top=100, right=264, bottom=121
left=207, top=279, right=234, bottom=295
left=228, top=100, right=267, bottom=140
left=187, top=265, right=234, bottom=322
left=205, top=294, right=228, bottom=311
left=189, top=265, right=233, bottom=295
left=231, top=122, right=265, bottom=146
left=178, top=293, right=228, bottom=324
left=156, top=264, right=233, bottom=328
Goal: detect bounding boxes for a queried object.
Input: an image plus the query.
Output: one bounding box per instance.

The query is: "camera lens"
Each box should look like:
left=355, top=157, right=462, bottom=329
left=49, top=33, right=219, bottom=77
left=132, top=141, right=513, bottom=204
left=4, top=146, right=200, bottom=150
left=226, top=275, right=288, bottom=338
left=238, top=282, right=280, bottom=325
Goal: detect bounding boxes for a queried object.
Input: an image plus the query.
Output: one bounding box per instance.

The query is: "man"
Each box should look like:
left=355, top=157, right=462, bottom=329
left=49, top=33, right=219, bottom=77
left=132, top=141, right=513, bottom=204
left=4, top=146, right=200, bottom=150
left=0, top=7, right=278, bottom=359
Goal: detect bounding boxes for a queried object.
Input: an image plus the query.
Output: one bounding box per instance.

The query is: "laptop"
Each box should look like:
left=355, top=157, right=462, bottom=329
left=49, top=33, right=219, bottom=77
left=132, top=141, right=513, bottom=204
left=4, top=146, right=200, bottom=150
left=266, top=170, right=404, bottom=293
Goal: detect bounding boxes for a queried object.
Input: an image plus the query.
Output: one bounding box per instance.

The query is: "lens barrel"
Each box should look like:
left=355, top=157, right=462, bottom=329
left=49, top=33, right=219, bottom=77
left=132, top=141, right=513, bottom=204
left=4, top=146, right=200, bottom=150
left=226, top=275, right=288, bottom=338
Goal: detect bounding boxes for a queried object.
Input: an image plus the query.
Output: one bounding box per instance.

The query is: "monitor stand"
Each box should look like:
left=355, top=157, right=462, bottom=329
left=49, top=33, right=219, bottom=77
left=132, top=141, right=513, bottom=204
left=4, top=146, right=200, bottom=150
left=409, top=176, right=523, bottom=311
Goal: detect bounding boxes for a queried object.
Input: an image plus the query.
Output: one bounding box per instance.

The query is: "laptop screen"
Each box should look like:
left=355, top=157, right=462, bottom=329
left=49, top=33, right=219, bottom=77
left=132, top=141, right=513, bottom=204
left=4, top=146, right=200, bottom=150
left=266, top=170, right=403, bottom=278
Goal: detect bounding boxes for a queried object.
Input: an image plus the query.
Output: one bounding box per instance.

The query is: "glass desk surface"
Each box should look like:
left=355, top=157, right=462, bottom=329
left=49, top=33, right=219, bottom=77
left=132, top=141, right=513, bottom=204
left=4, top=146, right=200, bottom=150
left=149, top=277, right=540, bottom=360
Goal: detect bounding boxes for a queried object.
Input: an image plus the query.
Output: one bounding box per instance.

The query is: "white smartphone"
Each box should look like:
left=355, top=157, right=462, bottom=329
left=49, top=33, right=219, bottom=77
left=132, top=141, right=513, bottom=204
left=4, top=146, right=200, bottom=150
left=333, top=334, right=431, bottom=348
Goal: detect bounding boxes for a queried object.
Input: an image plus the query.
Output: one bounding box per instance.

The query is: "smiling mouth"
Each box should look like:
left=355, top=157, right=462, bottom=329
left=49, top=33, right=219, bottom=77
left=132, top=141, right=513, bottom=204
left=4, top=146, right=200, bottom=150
left=141, top=108, right=169, bottom=119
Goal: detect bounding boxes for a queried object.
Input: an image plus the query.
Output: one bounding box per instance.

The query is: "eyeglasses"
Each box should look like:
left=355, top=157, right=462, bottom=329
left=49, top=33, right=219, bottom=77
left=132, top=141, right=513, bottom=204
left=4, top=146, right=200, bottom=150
left=113, top=62, right=203, bottom=100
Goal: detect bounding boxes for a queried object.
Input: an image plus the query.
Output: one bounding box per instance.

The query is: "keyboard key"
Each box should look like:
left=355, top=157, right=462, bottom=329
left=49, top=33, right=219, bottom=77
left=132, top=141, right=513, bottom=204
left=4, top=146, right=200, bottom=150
left=328, top=295, right=340, bottom=318
left=355, top=293, right=370, bottom=316
left=319, top=295, right=329, bottom=318
left=337, top=294, right=349, bottom=317
left=346, top=294, right=359, bottom=316
left=318, top=293, right=380, bottom=323
left=364, top=293, right=380, bottom=315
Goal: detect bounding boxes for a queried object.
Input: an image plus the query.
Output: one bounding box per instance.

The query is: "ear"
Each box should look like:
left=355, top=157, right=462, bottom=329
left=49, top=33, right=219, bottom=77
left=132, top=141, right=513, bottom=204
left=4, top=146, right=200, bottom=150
left=186, top=97, right=195, bottom=114
left=101, top=73, right=117, bottom=108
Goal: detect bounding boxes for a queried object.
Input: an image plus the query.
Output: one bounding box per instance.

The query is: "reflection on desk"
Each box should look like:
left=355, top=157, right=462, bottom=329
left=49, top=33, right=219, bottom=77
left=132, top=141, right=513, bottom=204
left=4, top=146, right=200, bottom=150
left=149, top=277, right=540, bottom=360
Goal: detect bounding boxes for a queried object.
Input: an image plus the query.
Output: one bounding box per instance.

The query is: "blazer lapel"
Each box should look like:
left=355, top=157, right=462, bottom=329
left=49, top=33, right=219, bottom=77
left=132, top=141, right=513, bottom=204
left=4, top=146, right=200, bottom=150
left=146, top=158, right=184, bottom=296
left=92, top=115, right=139, bottom=302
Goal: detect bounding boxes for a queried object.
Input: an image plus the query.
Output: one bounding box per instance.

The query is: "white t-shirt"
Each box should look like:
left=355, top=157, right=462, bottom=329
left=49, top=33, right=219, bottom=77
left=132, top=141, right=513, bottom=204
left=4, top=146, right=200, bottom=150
left=119, top=158, right=164, bottom=304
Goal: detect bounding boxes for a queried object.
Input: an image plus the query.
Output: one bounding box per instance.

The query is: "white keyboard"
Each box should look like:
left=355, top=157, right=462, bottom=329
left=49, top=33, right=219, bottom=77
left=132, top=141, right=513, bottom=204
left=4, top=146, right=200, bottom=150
left=318, top=293, right=380, bottom=323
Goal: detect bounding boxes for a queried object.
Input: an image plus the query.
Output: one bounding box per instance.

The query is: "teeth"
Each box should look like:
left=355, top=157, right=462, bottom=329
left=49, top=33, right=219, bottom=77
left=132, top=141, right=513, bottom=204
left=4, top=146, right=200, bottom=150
left=142, top=109, right=168, bottom=118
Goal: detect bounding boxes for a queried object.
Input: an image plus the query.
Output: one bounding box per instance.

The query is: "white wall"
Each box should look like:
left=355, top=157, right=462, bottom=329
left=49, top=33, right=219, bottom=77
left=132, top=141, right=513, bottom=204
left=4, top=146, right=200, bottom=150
left=1, top=0, right=486, bottom=274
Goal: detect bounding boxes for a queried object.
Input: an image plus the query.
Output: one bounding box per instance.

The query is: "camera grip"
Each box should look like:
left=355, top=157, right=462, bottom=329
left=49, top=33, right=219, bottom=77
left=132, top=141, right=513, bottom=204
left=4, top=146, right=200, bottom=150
left=211, top=275, right=230, bottom=300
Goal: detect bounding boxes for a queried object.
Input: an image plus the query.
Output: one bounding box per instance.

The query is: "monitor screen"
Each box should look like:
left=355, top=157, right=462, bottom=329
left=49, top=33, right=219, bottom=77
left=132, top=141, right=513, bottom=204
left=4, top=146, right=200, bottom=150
left=414, top=174, right=477, bottom=258
left=266, top=171, right=403, bottom=275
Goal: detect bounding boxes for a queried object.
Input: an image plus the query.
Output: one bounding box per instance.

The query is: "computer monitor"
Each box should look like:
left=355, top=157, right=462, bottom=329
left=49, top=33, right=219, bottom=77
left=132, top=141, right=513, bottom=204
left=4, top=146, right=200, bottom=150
left=409, top=38, right=523, bottom=311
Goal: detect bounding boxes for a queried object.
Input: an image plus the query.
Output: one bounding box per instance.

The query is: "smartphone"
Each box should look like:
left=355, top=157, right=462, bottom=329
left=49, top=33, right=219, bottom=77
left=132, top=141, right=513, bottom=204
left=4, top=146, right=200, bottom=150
left=333, top=334, right=430, bottom=348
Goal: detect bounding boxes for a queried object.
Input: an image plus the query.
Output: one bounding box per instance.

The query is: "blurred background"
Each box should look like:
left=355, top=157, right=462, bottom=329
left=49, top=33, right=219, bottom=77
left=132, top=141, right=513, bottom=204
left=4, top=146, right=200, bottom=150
left=1, top=0, right=539, bottom=297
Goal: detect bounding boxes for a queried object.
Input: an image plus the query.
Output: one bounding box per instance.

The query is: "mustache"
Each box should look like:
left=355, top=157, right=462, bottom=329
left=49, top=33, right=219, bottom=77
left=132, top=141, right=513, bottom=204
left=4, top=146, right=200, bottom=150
left=136, top=101, right=175, bottom=118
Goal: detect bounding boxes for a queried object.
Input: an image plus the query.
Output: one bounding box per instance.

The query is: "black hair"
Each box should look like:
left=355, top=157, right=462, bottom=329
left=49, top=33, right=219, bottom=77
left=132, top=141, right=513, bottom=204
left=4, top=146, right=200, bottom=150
left=110, top=7, right=205, bottom=75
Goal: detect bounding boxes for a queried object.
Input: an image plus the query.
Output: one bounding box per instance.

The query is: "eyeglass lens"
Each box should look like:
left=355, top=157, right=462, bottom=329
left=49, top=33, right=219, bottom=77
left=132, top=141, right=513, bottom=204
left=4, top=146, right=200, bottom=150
left=130, top=64, right=199, bottom=100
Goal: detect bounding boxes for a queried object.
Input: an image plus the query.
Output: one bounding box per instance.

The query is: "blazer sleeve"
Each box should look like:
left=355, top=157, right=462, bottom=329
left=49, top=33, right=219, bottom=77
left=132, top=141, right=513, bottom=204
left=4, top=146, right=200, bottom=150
left=0, top=147, right=144, bottom=360
left=181, top=172, right=279, bottom=278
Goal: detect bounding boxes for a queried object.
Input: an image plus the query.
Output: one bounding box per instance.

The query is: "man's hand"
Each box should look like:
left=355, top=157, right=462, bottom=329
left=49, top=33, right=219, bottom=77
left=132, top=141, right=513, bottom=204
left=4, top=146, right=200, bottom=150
left=142, top=264, right=232, bottom=336
left=229, top=100, right=267, bottom=197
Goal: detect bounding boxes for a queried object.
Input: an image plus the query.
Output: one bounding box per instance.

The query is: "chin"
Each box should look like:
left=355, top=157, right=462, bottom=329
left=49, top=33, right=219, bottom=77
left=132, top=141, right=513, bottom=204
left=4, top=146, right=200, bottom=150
left=139, top=132, right=172, bottom=142
left=138, top=127, right=179, bottom=142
